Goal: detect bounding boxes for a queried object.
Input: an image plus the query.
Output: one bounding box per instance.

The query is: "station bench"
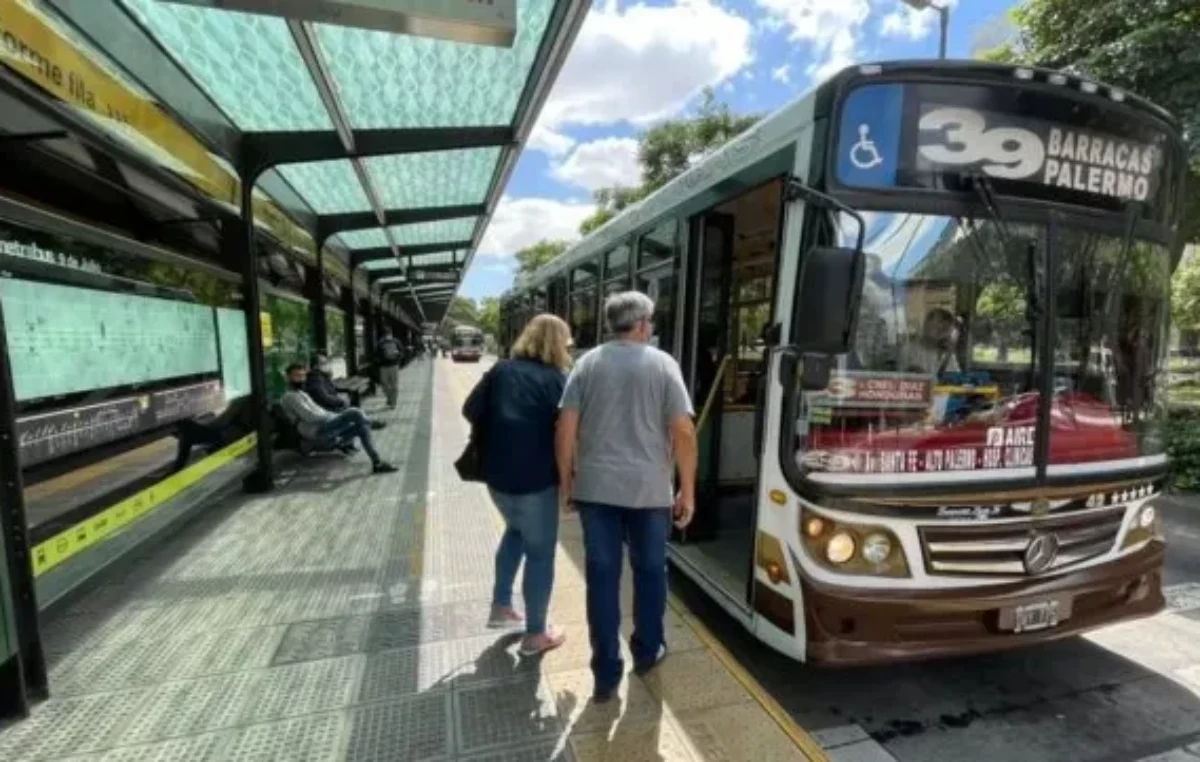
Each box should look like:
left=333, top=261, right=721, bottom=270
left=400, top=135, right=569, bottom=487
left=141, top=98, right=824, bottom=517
left=334, top=376, right=371, bottom=407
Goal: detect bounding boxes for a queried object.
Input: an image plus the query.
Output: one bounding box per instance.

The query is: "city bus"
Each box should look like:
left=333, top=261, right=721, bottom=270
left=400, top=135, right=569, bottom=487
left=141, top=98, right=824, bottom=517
left=450, top=324, right=485, bottom=363
left=500, top=61, right=1187, bottom=665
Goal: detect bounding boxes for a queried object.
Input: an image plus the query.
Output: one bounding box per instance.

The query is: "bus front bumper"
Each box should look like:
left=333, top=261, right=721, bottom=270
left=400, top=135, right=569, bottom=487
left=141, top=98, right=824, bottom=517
left=802, top=541, right=1165, bottom=666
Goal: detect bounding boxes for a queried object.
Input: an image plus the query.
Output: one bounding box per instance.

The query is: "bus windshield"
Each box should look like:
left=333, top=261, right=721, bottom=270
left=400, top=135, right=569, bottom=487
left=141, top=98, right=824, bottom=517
left=795, top=211, right=1171, bottom=481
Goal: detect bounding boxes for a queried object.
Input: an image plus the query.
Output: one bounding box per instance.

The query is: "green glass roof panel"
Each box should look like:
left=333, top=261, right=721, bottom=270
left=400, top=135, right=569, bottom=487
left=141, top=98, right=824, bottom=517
left=338, top=229, right=390, bottom=250
left=365, top=148, right=502, bottom=209
left=277, top=160, right=371, bottom=214
left=360, top=257, right=403, bottom=270
left=409, top=252, right=457, bottom=267
left=118, top=0, right=332, bottom=131
left=314, top=0, right=554, bottom=129
left=392, top=219, right=477, bottom=247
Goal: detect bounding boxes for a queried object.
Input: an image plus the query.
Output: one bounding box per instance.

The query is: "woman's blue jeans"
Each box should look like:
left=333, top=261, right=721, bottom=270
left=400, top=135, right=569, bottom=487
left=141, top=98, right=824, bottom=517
left=489, top=486, right=559, bottom=635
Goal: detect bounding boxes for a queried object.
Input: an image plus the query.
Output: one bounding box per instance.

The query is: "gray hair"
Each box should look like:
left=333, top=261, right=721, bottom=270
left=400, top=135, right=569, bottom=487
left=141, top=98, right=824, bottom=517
left=604, top=291, right=655, bottom=334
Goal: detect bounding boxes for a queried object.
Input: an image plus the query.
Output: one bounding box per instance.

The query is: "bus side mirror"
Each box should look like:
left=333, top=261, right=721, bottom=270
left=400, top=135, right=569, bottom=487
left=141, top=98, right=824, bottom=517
left=793, top=245, right=865, bottom=356
left=780, top=350, right=834, bottom=391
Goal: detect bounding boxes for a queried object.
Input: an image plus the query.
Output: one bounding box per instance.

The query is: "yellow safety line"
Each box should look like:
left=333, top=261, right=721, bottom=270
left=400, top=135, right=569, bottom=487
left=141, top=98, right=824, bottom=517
left=446, top=361, right=830, bottom=761
left=31, top=434, right=256, bottom=576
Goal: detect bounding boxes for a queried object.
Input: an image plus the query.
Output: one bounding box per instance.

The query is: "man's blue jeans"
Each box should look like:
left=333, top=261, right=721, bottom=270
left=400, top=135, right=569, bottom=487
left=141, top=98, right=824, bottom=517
left=316, top=409, right=381, bottom=463
left=577, top=502, right=671, bottom=691
left=490, top=487, right=559, bottom=635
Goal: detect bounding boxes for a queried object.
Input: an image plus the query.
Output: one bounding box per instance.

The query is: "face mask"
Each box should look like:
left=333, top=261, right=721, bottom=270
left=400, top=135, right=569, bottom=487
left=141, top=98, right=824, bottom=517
left=289, top=380, right=304, bottom=390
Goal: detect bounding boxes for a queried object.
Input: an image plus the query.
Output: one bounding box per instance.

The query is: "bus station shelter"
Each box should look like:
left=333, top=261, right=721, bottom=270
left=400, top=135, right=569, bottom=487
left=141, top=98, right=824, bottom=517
left=0, top=0, right=588, bottom=719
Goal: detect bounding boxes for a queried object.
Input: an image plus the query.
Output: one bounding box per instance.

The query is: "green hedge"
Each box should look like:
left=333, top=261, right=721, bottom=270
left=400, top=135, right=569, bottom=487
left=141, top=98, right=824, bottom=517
left=1166, top=407, right=1200, bottom=491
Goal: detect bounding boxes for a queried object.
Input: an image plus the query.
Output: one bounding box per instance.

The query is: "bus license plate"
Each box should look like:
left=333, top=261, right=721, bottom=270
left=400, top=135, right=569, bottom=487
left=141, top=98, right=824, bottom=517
left=1000, top=598, right=1071, bottom=633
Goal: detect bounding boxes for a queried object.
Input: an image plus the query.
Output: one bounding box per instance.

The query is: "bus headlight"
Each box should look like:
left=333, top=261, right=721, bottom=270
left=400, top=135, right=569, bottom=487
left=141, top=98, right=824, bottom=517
left=826, top=532, right=856, bottom=564
left=861, top=533, right=892, bottom=565
left=800, top=507, right=910, bottom=577
left=1121, top=502, right=1161, bottom=549
left=1138, top=505, right=1156, bottom=528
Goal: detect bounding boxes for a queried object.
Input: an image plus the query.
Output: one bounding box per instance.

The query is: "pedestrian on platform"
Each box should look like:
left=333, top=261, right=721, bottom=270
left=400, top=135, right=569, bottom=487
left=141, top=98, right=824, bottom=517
left=377, top=328, right=403, bottom=408
left=556, top=291, right=697, bottom=701
left=464, top=314, right=573, bottom=656
left=281, top=363, right=398, bottom=475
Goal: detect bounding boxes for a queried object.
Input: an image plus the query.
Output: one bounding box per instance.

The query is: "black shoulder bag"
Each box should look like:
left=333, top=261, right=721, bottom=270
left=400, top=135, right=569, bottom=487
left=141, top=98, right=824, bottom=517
left=455, top=370, right=493, bottom=483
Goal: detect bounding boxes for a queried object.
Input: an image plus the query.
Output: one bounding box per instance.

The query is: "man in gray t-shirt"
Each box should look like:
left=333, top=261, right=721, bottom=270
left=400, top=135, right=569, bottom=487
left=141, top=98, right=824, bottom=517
left=556, top=291, right=697, bottom=701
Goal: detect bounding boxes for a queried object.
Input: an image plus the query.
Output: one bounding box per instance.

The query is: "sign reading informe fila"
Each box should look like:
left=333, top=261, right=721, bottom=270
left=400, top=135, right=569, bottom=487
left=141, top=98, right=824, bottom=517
left=156, top=0, right=516, bottom=47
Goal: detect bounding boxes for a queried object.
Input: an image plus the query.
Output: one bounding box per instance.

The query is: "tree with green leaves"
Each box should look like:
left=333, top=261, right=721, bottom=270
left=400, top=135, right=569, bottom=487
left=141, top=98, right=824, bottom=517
left=577, top=88, right=761, bottom=235
left=984, top=0, right=1200, bottom=243
left=515, top=240, right=569, bottom=275
left=476, top=296, right=501, bottom=337
left=446, top=296, right=478, bottom=326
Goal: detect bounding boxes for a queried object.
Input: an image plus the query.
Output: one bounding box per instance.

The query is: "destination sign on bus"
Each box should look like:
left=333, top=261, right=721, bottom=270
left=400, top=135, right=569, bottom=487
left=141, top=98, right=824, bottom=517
left=834, top=81, right=1175, bottom=215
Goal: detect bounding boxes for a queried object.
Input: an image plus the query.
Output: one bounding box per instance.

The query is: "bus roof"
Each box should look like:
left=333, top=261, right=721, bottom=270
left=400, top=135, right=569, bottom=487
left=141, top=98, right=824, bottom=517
left=509, top=59, right=1182, bottom=300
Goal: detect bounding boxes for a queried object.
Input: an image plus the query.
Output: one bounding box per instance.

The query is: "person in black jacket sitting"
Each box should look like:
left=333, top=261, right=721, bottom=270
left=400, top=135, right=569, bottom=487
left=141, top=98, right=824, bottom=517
left=306, top=354, right=386, bottom=430
left=173, top=395, right=256, bottom=472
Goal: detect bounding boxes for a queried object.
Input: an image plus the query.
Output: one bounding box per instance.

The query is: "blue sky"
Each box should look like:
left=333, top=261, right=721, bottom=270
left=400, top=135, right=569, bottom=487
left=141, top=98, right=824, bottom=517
left=462, top=0, right=1020, bottom=300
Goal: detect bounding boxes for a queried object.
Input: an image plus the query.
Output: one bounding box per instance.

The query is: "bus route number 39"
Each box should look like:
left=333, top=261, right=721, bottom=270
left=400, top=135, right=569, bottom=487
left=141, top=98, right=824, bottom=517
left=918, top=106, right=1045, bottom=180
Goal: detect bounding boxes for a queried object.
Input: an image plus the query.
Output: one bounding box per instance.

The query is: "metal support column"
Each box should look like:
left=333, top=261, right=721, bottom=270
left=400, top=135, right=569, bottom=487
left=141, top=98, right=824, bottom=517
left=309, top=245, right=328, bottom=354
left=0, top=299, right=47, bottom=719
left=235, top=166, right=275, bottom=493
left=346, top=253, right=360, bottom=377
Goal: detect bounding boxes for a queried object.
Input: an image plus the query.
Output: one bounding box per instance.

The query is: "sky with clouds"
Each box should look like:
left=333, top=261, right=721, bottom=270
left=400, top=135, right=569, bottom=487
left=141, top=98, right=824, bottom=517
left=462, top=0, right=1020, bottom=300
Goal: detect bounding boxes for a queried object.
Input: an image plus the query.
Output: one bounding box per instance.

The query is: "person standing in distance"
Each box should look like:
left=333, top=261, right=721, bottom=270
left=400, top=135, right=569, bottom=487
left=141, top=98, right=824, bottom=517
left=377, top=327, right=403, bottom=409
left=555, top=291, right=697, bottom=701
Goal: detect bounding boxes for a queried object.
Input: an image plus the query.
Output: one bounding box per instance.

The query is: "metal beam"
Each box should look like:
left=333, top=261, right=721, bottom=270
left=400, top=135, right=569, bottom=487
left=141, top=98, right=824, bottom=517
left=354, top=240, right=472, bottom=265
left=368, top=263, right=460, bottom=283
left=317, top=204, right=483, bottom=241
left=241, top=126, right=514, bottom=170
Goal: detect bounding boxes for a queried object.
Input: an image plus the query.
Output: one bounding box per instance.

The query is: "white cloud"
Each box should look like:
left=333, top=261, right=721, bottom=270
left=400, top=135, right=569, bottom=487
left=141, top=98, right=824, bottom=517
left=550, top=137, right=641, bottom=192
left=880, top=0, right=956, bottom=41
left=527, top=123, right=577, bottom=156
left=529, top=0, right=753, bottom=154
left=476, top=197, right=596, bottom=259
left=880, top=6, right=934, bottom=40
left=771, top=64, right=791, bottom=84
left=755, top=0, right=869, bottom=82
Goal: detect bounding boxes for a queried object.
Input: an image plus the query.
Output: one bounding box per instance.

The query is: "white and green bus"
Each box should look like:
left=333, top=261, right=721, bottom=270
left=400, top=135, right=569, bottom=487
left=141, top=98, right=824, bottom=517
left=501, top=61, right=1188, bottom=665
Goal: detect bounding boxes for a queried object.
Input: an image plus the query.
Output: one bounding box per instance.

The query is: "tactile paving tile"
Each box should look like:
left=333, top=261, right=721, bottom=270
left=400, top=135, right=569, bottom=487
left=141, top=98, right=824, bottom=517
left=117, top=673, right=239, bottom=745
left=225, top=711, right=347, bottom=761
left=0, top=688, right=149, bottom=759
left=96, top=730, right=233, bottom=761
left=454, top=675, right=562, bottom=755
left=272, top=615, right=372, bottom=665
left=345, top=693, right=452, bottom=762
left=460, top=739, right=574, bottom=762
left=243, top=656, right=364, bottom=725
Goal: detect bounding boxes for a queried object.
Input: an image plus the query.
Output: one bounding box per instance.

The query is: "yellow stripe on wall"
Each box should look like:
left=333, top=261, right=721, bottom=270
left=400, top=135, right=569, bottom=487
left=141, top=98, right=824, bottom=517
left=31, top=433, right=256, bottom=576
left=0, top=0, right=350, bottom=281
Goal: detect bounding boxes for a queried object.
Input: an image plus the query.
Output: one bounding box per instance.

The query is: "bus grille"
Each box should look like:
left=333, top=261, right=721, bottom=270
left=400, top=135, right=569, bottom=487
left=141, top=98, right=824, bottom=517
left=918, top=507, right=1125, bottom=577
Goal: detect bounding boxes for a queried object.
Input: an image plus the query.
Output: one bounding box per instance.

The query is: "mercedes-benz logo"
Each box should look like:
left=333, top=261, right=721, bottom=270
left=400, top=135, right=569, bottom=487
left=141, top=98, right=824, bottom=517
left=1023, top=533, right=1059, bottom=575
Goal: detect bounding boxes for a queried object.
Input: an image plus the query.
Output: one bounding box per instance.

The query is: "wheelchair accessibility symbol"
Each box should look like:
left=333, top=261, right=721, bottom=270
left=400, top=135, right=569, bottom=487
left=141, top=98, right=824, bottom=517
left=849, top=123, right=884, bottom=170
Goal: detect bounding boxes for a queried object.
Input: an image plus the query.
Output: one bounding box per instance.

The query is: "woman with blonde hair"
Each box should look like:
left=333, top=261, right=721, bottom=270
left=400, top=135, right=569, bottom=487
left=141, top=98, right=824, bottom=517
left=463, top=313, right=572, bottom=655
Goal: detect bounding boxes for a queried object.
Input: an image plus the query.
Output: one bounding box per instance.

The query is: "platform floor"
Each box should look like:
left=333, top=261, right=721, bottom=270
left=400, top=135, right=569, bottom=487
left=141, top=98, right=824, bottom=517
left=1, top=358, right=819, bottom=761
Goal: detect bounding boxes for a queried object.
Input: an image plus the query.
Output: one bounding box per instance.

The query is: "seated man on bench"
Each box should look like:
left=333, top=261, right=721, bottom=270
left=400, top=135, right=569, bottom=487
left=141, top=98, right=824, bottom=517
left=281, top=363, right=397, bottom=475
left=305, top=353, right=385, bottom=430
left=173, top=395, right=255, bottom=472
